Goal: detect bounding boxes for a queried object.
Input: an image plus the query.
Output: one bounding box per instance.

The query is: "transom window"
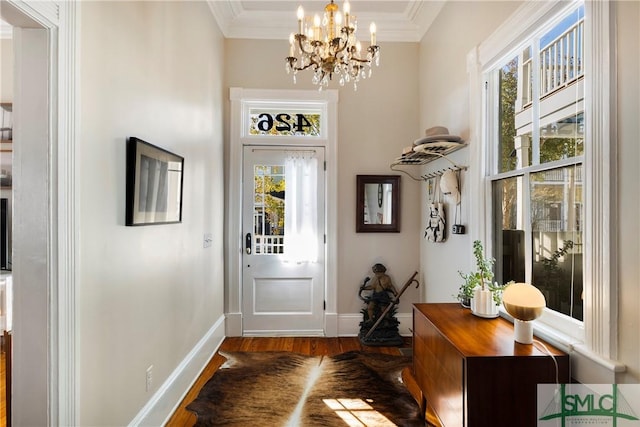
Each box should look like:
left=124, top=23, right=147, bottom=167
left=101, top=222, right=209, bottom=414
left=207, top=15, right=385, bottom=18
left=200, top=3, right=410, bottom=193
left=247, top=108, right=322, bottom=137
left=488, top=3, right=585, bottom=322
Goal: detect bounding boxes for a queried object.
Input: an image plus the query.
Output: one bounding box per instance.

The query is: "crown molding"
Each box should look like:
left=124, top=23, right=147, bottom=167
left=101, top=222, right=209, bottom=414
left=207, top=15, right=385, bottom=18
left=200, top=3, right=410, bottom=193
left=207, top=0, right=244, bottom=38
left=207, top=0, right=444, bottom=43
left=407, top=0, right=446, bottom=41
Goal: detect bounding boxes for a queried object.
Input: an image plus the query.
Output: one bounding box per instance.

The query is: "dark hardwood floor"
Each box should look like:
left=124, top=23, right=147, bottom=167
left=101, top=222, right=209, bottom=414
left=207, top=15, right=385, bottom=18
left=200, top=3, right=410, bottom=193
left=1, top=332, right=7, bottom=427
left=166, top=336, right=417, bottom=427
left=0, top=348, right=5, bottom=426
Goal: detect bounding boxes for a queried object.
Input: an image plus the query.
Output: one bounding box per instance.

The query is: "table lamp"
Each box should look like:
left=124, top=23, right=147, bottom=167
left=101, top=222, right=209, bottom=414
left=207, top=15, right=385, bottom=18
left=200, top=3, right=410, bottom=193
left=502, top=282, right=546, bottom=344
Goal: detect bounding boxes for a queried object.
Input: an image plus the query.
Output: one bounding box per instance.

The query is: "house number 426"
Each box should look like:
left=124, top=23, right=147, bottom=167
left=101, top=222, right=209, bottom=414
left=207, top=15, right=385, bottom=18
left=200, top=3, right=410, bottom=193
left=256, top=113, right=314, bottom=133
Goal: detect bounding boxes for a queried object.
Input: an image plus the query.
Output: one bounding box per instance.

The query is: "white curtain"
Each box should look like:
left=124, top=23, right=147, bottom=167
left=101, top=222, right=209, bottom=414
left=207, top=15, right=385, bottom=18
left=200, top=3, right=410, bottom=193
left=284, top=153, right=318, bottom=263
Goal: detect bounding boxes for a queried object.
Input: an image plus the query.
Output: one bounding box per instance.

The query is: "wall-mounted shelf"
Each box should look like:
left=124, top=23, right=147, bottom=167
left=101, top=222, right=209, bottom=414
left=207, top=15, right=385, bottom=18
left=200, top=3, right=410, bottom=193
left=391, top=142, right=466, bottom=166
left=390, top=142, right=467, bottom=181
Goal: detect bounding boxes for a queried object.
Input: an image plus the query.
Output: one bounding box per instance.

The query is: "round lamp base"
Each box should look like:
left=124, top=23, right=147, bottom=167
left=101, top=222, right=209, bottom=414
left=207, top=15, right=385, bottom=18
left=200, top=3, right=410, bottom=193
left=513, top=319, right=533, bottom=344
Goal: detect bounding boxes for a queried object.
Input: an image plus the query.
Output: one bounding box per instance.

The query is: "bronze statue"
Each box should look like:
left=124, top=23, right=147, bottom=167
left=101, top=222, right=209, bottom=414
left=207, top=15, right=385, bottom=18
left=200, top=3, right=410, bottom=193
left=358, top=265, right=419, bottom=346
left=359, top=263, right=399, bottom=320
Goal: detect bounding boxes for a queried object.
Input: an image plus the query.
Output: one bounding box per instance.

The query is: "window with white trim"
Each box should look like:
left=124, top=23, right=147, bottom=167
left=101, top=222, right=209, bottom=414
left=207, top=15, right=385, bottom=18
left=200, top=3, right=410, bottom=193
left=475, top=0, right=617, bottom=373
left=487, top=4, right=585, bottom=323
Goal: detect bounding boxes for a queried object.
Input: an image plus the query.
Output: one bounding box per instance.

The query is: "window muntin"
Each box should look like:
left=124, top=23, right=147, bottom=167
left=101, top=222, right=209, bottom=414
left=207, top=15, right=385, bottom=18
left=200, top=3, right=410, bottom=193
left=489, top=2, right=585, bottom=323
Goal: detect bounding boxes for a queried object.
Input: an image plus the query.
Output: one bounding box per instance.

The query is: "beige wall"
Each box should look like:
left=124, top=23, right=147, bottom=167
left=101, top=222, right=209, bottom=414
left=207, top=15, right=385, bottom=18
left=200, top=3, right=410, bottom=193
left=78, top=2, right=225, bottom=425
left=418, top=1, right=522, bottom=302
left=418, top=1, right=640, bottom=383
left=615, top=0, right=640, bottom=383
left=0, top=39, right=12, bottom=102
left=224, top=40, right=422, bottom=319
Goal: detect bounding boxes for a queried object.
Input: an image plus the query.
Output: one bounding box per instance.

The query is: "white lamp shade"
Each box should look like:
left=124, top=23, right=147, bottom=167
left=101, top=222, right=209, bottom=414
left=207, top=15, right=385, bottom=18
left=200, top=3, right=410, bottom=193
left=502, top=282, right=546, bottom=321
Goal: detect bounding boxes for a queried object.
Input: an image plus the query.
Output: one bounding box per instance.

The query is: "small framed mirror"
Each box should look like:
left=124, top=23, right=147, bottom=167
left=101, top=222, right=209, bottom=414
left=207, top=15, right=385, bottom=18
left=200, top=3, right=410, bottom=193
left=356, top=175, right=400, bottom=232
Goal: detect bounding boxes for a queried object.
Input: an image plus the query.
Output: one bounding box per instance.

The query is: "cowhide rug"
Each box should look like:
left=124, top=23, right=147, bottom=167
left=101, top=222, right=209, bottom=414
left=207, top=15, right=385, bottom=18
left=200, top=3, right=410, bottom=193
left=187, top=351, right=423, bottom=426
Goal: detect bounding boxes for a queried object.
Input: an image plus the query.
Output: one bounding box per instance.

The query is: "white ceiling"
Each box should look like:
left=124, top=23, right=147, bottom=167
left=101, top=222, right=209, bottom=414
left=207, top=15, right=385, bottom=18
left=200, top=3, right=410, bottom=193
left=207, top=0, right=447, bottom=42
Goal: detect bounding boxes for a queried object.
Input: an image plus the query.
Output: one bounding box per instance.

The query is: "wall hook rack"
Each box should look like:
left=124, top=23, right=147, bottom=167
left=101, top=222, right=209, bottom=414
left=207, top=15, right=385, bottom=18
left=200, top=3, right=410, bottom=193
left=421, top=165, right=467, bottom=181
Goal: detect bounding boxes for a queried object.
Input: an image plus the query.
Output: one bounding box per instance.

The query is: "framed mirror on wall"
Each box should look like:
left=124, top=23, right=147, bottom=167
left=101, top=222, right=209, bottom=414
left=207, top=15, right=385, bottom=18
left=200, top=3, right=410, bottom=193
left=356, top=175, right=400, bottom=232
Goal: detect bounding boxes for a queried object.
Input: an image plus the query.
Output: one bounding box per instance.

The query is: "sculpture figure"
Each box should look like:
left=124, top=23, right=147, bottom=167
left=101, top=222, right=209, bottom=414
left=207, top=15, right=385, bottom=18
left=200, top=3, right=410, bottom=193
left=358, top=263, right=403, bottom=346
left=360, top=263, right=398, bottom=320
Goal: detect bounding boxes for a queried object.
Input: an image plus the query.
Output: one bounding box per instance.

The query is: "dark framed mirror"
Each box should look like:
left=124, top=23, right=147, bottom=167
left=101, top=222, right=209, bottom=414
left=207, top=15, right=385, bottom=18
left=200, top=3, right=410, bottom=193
left=356, top=175, right=400, bottom=232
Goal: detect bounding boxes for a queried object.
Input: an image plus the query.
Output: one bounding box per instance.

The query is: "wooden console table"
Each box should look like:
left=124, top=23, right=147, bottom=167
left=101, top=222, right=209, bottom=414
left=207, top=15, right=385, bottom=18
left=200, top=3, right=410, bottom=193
left=412, top=303, right=569, bottom=427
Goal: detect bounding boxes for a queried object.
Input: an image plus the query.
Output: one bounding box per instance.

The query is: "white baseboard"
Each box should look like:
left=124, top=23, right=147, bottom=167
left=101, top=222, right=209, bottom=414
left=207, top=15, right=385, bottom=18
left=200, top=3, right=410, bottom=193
left=223, top=312, right=410, bottom=338
left=338, top=312, right=413, bottom=337
left=128, top=315, right=226, bottom=427
left=225, top=312, right=242, bottom=336
left=324, top=312, right=338, bottom=337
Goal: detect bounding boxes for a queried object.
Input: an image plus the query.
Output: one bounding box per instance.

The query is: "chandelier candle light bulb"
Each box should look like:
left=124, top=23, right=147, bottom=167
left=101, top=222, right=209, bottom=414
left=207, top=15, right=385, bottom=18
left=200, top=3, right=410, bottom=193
left=344, top=1, right=350, bottom=26
left=297, top=6, right=304, bottom=34
left=289, top=33, right=295, bottom=57
left=313, top=14, right=321, bottom=40
left=285, top=0, right=380, bottom=91
left=370, top=22, right=376, bottom=45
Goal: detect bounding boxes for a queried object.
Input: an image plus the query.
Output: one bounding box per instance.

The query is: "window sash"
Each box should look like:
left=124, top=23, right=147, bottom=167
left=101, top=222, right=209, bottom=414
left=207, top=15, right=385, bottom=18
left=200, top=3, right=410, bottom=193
left=491, top=161, right=584, bottom=316
left=487, top=2, right=585, bottom=322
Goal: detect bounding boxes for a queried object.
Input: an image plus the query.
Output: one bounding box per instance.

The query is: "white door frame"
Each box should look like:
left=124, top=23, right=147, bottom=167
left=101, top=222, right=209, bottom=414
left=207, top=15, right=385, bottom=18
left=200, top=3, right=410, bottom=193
left=2, top=1, right=78, bottom=425
left=241, top=146, right=326, bottom=335
left=226, top=87, right=338, bottom=336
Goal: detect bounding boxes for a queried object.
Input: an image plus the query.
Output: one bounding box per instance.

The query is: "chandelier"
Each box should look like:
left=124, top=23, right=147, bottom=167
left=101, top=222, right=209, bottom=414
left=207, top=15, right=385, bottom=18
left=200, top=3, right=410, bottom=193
left=285, top=0, right=380, bottom=91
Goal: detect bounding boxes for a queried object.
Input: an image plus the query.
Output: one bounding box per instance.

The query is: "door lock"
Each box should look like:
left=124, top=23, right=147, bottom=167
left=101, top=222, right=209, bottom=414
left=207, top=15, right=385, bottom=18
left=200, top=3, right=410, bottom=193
left=245, top=233, right=252, bottom=255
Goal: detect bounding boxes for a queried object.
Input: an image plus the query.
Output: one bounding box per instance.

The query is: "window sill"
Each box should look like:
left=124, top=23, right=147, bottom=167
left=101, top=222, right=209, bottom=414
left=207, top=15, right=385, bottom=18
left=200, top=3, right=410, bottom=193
left=500, top=311, right=626, bottom=383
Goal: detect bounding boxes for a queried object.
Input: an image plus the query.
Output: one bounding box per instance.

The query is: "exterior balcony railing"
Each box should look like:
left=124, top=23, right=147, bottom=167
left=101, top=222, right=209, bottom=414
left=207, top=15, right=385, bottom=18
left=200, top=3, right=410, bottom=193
left=519, top=17, right=584, bottom=110
left=540, top=19, right=584, bottom=99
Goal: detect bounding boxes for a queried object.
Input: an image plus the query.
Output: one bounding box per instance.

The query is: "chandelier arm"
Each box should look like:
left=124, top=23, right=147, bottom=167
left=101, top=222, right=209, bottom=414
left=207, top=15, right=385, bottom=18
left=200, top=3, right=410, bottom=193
left=331, top=37, right=350, bottom=55
left=293, top=54, right=322, bottom=72
left=295, top=35, right=317, bottom=56
left=292, top=62, right=318, bottom=72
left=349, top=58, right=373, bottom=65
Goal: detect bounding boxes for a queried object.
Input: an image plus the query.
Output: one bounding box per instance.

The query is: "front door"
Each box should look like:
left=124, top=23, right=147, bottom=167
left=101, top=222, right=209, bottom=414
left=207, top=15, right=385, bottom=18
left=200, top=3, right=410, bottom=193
left=242, top=146, right=325, bottom=335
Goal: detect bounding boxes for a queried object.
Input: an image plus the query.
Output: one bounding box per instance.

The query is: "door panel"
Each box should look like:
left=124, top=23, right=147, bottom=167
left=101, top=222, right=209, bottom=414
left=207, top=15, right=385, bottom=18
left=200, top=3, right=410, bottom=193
left=242, top=146, right=325, bottom=335
left=253, top=278, right=314, bottom=313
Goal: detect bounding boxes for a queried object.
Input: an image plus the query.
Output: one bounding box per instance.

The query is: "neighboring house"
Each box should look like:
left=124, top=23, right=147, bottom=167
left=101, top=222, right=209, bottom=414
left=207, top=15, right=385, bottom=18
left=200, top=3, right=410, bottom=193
left=0, top=1, right=638, bottom=426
